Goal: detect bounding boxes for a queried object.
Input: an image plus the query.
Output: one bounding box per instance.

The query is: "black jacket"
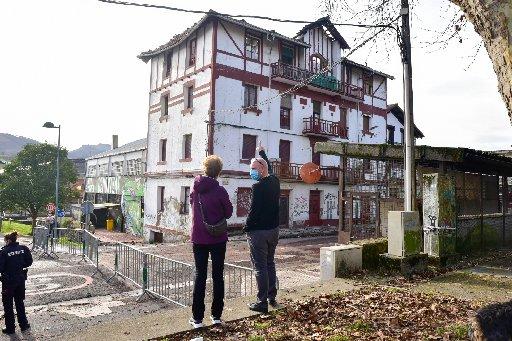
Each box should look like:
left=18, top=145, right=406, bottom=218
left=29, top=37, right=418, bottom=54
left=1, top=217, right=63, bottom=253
left=245, top=151, right=280, bottom=231
left=0, top=242, right=33, bottom=288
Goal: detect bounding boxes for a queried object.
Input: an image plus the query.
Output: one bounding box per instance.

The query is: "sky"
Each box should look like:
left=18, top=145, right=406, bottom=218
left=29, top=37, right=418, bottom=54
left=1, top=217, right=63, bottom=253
left=0, top=0, right=510, bottom=152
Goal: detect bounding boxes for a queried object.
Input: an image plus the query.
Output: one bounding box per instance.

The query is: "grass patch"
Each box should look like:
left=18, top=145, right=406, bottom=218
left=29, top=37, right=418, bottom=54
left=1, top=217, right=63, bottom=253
left=327, top=335, right=350, bottom=341
left=254, top=321, right=271, bottom=330
left=248, top=335, right=265, bottom=341
left=347, top=320, right=373, bottom=332
left=436, top=323, right=468, bottom=340
left=0, top=221, right=32, bottom=236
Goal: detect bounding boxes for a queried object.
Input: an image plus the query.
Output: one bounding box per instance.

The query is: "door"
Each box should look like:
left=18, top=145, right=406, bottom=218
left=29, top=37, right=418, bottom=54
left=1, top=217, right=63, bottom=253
left=309, top=190, right=321, bottom=226
left=279, top=140, right=291, bottom=176
left=279, top=194, right=289, bottom=227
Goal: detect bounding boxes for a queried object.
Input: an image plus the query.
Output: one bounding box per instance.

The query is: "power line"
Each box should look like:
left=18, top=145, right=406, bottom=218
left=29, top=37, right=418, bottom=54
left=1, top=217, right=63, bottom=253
left=97, top=0, right=393, bottom=29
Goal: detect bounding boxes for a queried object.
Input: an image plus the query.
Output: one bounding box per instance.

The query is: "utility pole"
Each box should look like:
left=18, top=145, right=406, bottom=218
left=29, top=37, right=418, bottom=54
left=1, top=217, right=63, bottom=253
left=401, top=0, right=416, bottom=211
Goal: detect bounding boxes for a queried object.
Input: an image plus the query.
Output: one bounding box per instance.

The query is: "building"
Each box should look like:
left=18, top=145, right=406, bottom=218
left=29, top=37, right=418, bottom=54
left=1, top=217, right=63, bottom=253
left=138, top=12, right=423, bottom=242
left=84, top=138, right=146, bottom=236
left=71, top=158, right=86, bottom=201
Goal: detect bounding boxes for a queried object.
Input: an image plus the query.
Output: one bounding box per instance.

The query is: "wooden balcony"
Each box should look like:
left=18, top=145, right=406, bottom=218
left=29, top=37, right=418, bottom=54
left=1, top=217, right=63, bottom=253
left=270, top=62, right=364, bottom=100
left=303, top=117, right=348, bottom=138
left=269, top=160, right=339, bottom=183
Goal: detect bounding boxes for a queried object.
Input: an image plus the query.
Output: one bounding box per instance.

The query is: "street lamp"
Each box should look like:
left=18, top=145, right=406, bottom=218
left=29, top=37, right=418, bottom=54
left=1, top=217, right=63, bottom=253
left=43, top=122, right=61, bottom=230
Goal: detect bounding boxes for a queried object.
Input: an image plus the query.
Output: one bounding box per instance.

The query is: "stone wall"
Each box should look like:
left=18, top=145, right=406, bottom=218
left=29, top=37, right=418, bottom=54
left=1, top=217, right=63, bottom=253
left=451, top=0, right=512, bottom=117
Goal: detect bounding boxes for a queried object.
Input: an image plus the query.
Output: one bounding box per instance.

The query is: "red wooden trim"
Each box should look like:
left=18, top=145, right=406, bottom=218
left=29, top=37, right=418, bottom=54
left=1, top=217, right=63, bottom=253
left=219, top=21, right=243, bottom=56
left=150, top=64, right=212, bottom=93
left=169, top=99, right=184, bottom=107
left=193, top=82, right=210, bottom=93
left=208, top=19, right=218, bottom=156
left=217, top=49, right=270, bottom=66
left=239, top=159, right=251, bottom=165
left=192, top=89, right=210, bottom=99
left=300, top=98, right=308, bottom=105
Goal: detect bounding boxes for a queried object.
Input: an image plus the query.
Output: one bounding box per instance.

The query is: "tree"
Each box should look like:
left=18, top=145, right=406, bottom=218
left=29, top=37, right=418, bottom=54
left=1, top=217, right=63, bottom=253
left=0, top=143, right=78, bottom=227
left=320, top=0, right=512, bottom=120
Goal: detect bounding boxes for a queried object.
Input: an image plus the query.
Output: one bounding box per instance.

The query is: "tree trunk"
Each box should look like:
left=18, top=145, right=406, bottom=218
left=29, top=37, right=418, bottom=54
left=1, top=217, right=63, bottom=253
left=30, top=209, right=38, bottom=229
left=450, top=0, right=512, bottom=119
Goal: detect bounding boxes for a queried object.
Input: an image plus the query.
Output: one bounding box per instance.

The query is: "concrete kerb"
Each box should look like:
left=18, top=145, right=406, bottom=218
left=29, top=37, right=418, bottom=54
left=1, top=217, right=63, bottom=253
left=55, top=278, right=358, bottom=341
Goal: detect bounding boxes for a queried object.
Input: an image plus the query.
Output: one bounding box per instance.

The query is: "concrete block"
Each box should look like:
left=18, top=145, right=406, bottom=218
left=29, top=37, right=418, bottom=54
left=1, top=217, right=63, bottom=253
left=388, top=211, right=422, bottom=257
left=320, top=244, right=362, bottom=281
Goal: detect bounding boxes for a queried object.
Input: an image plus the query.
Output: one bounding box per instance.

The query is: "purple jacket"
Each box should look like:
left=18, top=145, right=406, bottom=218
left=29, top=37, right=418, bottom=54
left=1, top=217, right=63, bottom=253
left=190, top=175, right=233, bottom=245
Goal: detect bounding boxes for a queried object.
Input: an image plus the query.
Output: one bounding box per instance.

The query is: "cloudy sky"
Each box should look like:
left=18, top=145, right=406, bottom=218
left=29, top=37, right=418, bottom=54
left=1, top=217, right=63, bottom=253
left=1, top=0, right=510, bottom=151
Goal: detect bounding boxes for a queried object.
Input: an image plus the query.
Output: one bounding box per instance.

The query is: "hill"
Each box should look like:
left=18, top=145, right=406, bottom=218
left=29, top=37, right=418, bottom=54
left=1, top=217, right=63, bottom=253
left=68, top=144, right=110, bottom=159
left=0, top=133, right=39, bottom=158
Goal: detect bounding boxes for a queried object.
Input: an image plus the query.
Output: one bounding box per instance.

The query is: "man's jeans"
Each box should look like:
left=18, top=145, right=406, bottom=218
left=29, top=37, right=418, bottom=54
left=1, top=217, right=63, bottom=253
left=192, top=242, right=226, bottom=321
left=247, top=228, right=279, bottom=304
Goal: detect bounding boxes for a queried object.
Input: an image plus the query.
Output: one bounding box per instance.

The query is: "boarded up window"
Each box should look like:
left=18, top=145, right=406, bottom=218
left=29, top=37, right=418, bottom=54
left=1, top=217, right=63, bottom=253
left=363, top=115, right=370, bottom=134
left=244, top=84, right=258, bottom=108
left=180, top=186, right=190, bottom=214
left=183, top=134, right=192, bottom=159
left=186, top=86, right=194, bottom=109
left=237, top=188, right=252, bottom=217
left=159, top=139, right=167, bottom=162
left=188, top=38, right=197, bottom=66
left=363, top=73, right=373, bottom=96
left=280, top=94, right=292, bottom=129
left=162, top=95, right=169, bottom=116
left=242, top=134, right=257, bottom=160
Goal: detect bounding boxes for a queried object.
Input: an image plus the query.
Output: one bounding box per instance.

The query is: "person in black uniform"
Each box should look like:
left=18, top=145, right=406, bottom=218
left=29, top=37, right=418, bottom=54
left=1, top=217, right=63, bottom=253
left=0, top=231, right=33, bottom=334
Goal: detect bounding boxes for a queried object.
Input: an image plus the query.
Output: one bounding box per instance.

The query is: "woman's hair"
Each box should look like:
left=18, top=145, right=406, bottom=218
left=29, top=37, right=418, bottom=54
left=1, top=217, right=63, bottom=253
left=203, top=155, right=223, bottom=178
left=4, top=231, right=17, bottom=243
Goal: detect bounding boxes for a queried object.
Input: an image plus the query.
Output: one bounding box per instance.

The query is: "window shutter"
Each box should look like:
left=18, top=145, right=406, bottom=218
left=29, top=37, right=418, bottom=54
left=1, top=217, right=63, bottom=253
left=242, top=134, right=256, bottom=159
left=280, top=94, right=292, bottom=109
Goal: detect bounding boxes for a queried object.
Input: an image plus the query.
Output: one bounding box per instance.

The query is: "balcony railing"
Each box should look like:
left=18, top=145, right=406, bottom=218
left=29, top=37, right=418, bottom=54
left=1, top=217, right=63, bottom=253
left=303, top=117, right=348, bottom=138
left=269, top=160, right=339, bottom=183
left=270, top=62, right=364, bottom=100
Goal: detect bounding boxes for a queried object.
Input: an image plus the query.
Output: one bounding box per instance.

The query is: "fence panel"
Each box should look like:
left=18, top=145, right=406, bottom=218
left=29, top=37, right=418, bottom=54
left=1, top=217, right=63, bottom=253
left=115, top=243, right=145, bottom=287
left=51, top=228, right=83, bottom=255
left=32, top=226, right=49, bottom=252
left=221, top=262, right=255, bottom=299
left=146, top=253, right=194, bottom=307
left=83, top=230, right=100, bottom=268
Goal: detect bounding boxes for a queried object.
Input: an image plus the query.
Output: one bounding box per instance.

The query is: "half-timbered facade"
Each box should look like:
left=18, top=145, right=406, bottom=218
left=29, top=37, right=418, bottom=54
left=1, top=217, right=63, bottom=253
left=138, top=11, right=422, bottom=242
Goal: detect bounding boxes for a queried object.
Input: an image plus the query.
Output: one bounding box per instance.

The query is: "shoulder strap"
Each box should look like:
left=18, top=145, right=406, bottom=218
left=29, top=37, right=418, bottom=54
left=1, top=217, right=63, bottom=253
left=197, top=193, right=209, bottom=224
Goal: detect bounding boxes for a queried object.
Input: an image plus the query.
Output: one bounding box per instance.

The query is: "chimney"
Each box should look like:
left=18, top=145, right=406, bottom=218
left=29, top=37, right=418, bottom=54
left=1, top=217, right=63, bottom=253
left=112, top=135, right=119, bottom=149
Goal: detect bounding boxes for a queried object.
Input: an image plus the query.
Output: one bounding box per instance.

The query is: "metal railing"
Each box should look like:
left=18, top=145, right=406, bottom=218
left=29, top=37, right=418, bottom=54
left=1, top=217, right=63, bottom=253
left=270, top=160, right=340, bottom=183
left=222, top=263, right=254, bottom=299
left=32, top=226, right=49, bottom=253
left=50, top=228, right=83, bottom=255
left=111, top=243, right=145, bottom=288
left=82, top=230, right=100, bottom=270
left=303, top=117, right=348, bottom=138
left=146, top=253, right=194, bottom=307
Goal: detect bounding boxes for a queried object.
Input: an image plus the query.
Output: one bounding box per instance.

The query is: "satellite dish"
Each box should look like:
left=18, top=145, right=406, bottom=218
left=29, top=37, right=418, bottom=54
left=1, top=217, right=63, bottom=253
left=300, top=162, right=321, bottom=184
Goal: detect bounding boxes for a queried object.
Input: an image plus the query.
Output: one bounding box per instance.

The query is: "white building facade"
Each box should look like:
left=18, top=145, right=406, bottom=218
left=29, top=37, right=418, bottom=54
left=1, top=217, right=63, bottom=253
left=138, top=13, right=420, bottom=242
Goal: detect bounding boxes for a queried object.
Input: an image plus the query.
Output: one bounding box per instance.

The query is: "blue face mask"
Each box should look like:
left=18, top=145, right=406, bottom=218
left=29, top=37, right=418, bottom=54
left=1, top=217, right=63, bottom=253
left=250, top=169, right=261, bottom=181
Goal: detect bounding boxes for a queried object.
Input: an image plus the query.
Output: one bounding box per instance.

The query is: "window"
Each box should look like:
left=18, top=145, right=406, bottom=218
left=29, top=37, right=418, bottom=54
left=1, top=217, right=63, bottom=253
left=111, top=161, right=123, bottom=175
left=87, top=165, right=97, bottom=177
left=245, top=35, right=260, bottom=60
left=180, top=186, right=190, bottom=214
left=363, top=115, right=370, bottom=134
left=236, top=188, right=252, bottom=217
left=312, top=100, right=322, bottom=119
left=340, top=107, right=347, bottom=128
left=157, top=186, right=165, bottom=212
left=159, top=139, right=167, bottom=162
left=363, top=73, right=373, bottom=96
left=280, top=94, right=292, bottom=129
left=387, top=125, right=395, bottom=145
left=244, top=84, right=258, bottom=109
left=164, top=51, right=172, bottom=77
left=185, top=85, right=193, bottom=109
left=400, top=128, right=405, bottom=145
left=183, top=134, right=192, bottom=160
left=188, top=38, right=197, bottom=66
left=98, top=163, right=108, bottom=176
left=281, top=44, right=294, bottom=65
left=310, top=54, right=327, bottom=73
left=161, top=95, right=169, bottom=117
left=344, top=65, right=352, bottom=84
left=127, top=158, right=143, bottom=175
left=242, top=134, right=257, bottom=160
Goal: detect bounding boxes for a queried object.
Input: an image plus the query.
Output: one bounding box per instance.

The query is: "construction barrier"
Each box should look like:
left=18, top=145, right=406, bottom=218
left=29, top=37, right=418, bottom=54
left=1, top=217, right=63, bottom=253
left=32, top=226, right=49, bottom=253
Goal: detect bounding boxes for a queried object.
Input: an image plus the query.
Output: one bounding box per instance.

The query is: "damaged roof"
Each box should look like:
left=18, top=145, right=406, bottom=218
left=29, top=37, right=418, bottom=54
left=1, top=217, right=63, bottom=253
left=344, top=59, right=394, bottom=80
left=387, top=104, right=424, bottom=138
left=138, top=10, right=309, bottom=62
left=87, top=138, right=147, bottom=160
left=295, top=16, right=350, bottom=50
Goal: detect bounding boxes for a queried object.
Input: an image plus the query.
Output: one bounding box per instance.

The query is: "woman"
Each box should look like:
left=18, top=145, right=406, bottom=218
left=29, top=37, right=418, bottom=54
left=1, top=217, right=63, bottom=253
left=189, top=155, right=233, bottom=328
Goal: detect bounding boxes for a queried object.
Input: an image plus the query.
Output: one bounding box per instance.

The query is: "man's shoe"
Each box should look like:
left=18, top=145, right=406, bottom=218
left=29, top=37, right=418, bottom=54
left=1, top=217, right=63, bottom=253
left=2, top=328, right=15, bottom=335
left=188, top=318, right=204, bottom=329
left=248, top=302, right=268, bottom=314
left=210, top=316, right=223, bottom=325
left=20, top=324, right=31, bottom=332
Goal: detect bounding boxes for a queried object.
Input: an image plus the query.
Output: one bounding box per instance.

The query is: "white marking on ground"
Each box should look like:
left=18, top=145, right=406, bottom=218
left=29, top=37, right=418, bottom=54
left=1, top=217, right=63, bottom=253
left=26, top=273, right=93, bottom=295
left=26, top=290, right=140, bottom=318
left=277, top=269, right=319, bottom=289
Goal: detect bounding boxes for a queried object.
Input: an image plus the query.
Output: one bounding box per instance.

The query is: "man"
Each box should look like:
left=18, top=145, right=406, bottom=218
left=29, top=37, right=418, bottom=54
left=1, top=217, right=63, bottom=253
left=245, top=143, right=280, bottom=314
left=0, top=231, right=33, bottom=334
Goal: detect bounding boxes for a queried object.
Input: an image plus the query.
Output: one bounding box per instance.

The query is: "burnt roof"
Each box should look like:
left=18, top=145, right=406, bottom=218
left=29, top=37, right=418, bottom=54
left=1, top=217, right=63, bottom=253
left=295, top=16, right=350, bottom=50
left=387, top=104, right=424, bottom=138
left=138, top=10, right=309, bottom=62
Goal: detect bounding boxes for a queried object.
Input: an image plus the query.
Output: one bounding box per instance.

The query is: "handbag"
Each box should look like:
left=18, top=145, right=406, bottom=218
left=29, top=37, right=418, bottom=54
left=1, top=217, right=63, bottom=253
left=197, top=193, right=228, bottom=237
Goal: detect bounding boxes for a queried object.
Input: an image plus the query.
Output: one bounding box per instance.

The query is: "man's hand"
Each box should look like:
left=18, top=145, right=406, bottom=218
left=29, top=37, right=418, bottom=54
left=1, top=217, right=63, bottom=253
left=256, top=141, right=265, bottom=154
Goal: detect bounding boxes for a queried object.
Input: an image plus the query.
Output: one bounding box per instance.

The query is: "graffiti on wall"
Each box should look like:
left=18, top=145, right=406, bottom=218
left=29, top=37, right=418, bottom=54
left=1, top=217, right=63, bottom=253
left=121, top=177, right=145, bottom=236
left=323, top=193, right=337, bottom=220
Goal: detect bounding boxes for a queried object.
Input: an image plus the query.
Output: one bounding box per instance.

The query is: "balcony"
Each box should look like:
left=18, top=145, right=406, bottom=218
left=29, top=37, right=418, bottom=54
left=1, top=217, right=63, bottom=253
left=270, top=62, right=364, bottom=100
left=269, top=160, right=339, bottom=183
left=303, top=117, right=348, bottom=138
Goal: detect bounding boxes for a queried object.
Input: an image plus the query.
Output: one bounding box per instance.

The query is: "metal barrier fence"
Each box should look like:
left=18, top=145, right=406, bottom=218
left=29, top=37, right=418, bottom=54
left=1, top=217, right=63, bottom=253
left=32, top=226, right=49, bottom=253
left=223, top=263, right=254, bottom=299
left=110, top=243, right=145, bottom=288
left=82, top=230, right=100, bottom=270
left=50, top=228, right=83, bottom=255
left=146, top=253, right=194, bottom=307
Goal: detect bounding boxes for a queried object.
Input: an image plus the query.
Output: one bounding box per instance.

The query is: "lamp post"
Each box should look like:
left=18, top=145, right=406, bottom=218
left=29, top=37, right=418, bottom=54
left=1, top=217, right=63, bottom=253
left=43, top=122, right=61, bottom=231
